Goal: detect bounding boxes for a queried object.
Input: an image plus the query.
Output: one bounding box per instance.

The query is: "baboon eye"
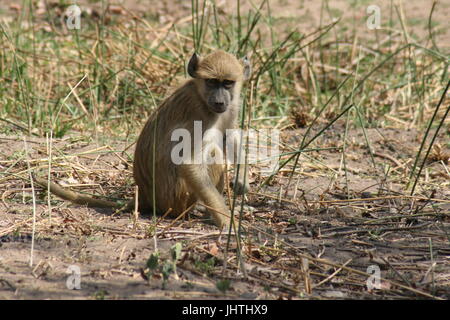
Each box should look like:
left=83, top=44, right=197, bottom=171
left=205, top=79, right=220, bottom=87
left=223, top=80, right=235, bottom=89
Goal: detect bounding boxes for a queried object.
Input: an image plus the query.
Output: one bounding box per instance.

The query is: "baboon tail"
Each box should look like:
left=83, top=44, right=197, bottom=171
left=33, top=174, right=123, bottom=209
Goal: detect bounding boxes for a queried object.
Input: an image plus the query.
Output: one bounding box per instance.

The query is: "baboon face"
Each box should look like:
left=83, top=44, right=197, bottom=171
left=203, top=78, right=235, bottom=113
left=188, top=51, right=250, bottom=114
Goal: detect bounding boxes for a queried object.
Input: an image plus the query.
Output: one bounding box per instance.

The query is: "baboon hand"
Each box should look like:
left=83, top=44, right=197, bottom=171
left=233, top=179, right=250, bottom=195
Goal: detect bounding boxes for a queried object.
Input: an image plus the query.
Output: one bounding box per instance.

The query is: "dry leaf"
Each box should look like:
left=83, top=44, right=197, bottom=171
left=209, top=243, right=219, bottom=256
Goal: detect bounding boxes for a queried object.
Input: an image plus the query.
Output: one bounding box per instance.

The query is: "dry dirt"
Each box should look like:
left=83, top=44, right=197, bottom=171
left=1, top=122, right=449, bottom=299
left=1, top=0, right=449, bottom=49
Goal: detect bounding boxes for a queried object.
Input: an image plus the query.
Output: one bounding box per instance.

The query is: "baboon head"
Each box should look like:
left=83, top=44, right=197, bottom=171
left=188, top=50, right=251, bottom=114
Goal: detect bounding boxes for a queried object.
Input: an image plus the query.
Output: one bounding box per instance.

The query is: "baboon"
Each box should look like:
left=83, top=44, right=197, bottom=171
left=134, top=50, right=251, bottom=228
left=35, top=50, right=251, bottom=229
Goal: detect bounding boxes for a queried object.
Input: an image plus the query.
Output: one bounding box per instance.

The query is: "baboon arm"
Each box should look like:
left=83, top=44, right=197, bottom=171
left=33, top=175, right=121, bottom=209
left=178, top=164, right=229, bottom=228
left=230, top=132, right=249, bottom=195
left=234, top=163, right=249, bottom=195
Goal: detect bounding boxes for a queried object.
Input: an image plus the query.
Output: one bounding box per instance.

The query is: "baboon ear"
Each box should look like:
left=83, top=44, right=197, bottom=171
left=188, top=53, right=199, bottom=78
left=242, top=56, right=252, bottom=81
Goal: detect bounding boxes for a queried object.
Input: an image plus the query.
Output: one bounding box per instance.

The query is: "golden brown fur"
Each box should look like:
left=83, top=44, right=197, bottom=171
left=194, top=50, right=245, bottom=81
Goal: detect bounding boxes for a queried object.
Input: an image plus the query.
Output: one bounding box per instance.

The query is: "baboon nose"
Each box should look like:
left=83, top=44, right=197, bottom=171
left=213, top=102, right=226, bottom=110
left=210, top=101, right=227, bottom=113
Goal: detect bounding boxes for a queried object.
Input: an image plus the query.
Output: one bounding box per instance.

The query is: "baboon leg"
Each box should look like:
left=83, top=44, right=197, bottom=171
left=230, top=133, right=250, bottom=195
left=234, top=163, right=249, bottom=195
left=216, top=172, right=225, bottom=193
left=178, top=164, right=229, bottom=228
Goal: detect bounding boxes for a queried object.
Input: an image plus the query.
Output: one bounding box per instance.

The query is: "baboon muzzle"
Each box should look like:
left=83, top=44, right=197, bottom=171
left=208, top=88, right=229, bottom=113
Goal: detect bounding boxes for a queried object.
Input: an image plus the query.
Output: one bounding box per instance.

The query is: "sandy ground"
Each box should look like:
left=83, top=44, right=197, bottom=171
left=0, top=0, right=449, bottom=49
left=1, top=123, right=449, bottom=299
